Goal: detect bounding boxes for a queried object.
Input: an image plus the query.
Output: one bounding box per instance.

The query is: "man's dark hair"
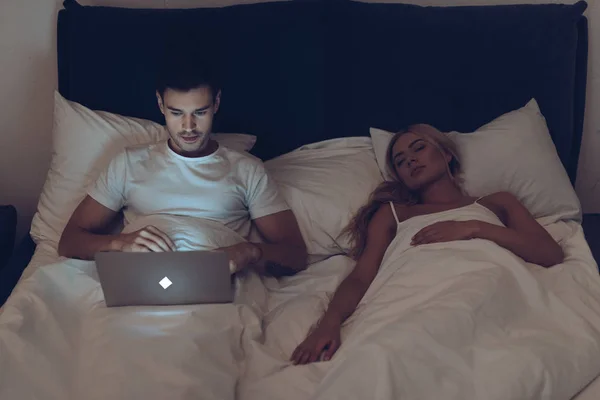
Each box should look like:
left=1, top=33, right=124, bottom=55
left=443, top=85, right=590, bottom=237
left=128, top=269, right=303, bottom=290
left=155, top=50, right=221, bottom=100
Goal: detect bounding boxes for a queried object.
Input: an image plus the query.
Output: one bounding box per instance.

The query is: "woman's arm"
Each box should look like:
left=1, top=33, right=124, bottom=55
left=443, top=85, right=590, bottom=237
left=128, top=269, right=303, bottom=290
left=318, top=205, right=397, bottom=326
left=474, top=192, right=564, bottom=267
left=411, top=192, right=564, bottom=267
left=290, top=204, right=398, bottom=364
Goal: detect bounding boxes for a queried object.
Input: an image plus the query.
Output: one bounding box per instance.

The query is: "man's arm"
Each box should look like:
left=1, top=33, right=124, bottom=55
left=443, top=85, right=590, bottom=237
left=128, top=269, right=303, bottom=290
left=223, top=160, right=307, bottom=276
left=58, top=196, right=175, bottom=260
left=58, top=196, right=122, bottom=259
left=251, top=210, right=308, bottom=276
left=222, top=210, right=307, bottom=277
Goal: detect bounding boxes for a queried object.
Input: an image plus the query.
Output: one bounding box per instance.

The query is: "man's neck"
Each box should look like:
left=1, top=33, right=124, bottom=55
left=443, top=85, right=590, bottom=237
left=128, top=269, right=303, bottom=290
left=168, top=138, right=219, bottom=158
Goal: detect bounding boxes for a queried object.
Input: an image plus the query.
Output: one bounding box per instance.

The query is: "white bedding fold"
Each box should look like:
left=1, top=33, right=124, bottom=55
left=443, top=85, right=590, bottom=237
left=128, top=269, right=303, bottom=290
left=2, top=216, right=600, bottom=400
left=0, top=258, right=267, bottom=400
left=312, top=241, right=600, bottom=400
left=0, top=215, right=268, bottom=400
left=240, top=220, right=600, bottom=400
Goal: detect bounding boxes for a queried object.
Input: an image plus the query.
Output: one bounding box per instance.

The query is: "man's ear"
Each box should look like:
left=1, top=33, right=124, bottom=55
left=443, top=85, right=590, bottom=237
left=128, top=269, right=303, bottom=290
left=213, top=90, right=222, bottom=114
left=156, top=91, right=165, bottom=115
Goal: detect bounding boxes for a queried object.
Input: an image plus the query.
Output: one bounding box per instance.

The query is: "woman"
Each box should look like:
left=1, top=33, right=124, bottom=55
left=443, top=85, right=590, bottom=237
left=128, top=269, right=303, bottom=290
left=291, top=124, right=564, bottom=365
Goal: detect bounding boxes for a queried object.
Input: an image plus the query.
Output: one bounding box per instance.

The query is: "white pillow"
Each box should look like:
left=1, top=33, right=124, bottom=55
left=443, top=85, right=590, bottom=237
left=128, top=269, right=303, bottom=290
left=370, top=99, right=581, bottom=223
left=30, top=91, right=257, bottom=248
left=265, top=137, right=383, bottom=256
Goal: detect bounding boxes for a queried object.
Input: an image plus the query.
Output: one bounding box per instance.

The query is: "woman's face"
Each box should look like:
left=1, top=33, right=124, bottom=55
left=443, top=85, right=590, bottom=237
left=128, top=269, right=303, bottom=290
left=390, top=132, right=451, bottom=191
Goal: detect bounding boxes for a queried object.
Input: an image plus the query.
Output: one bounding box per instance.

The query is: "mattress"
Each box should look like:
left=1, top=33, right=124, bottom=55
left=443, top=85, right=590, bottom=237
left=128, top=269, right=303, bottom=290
left=1, top=221, right=599, bottom=400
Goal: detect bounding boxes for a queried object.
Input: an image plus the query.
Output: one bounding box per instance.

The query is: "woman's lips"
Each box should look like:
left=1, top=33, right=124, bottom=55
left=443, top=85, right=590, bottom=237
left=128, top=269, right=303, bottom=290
left=411, top=166, right=425, bottom=177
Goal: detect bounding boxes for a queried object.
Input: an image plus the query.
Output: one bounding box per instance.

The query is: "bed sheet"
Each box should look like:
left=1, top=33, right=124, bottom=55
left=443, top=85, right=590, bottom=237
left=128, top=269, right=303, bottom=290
left=0, top=256, right=269, bottom=400
left=0, top=241, right=59, bottom=316
left=574, top=374, right=600, bottom=400
left=2, top=221, right=599, bottom=400
left=0, top=216, right=270, bottom=400
left=22, top=242, right=60, bottom=277
left=240, top=221, right=600, bottom=400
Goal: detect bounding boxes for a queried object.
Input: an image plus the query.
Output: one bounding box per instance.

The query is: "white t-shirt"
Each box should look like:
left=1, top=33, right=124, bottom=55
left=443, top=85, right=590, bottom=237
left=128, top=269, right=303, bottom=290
left=88, top=140, right=289, bottom=238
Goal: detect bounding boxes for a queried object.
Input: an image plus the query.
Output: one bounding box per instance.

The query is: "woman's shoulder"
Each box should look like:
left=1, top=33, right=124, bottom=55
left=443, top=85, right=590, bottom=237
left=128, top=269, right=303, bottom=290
left=386, top=202, right=412, bottom=223
left=367, top=202, right=403, bottom=236
left=476, top=191, right=522, bottom=220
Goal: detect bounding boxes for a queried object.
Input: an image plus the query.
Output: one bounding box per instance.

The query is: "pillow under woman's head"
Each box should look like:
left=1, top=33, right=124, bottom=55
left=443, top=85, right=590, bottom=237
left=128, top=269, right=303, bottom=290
left=370, top=99, right=581, bottom=224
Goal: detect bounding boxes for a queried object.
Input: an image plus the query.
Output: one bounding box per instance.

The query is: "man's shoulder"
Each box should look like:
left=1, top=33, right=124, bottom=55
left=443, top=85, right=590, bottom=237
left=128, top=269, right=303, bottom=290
left=219, top=146, right=265, bottom=170
left=102, top=141, right=165, bottom=176
left=113, top=140, right=165, bottom=164
left=123, top=140, right=164, bottom=157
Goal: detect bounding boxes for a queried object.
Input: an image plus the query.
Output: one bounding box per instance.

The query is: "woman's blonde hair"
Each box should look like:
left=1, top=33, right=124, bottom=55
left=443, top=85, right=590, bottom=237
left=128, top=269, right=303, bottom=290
left=342, top=124, right=462, bottom=259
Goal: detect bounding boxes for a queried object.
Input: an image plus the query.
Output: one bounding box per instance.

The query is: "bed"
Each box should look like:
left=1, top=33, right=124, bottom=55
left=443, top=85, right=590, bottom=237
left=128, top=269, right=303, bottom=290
left=2, top=0, right=600, bottom=399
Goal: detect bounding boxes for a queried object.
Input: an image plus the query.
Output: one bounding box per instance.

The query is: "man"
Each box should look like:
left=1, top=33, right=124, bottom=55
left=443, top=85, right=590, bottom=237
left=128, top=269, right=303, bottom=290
left=58, top=57, right=307, bottom=277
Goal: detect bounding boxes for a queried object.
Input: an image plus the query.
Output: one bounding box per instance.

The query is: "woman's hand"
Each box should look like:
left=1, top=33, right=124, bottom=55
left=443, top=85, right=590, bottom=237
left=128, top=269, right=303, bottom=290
left=291, top=318, right=342, bottom=365
left=411, top=220, right=480, bottom=246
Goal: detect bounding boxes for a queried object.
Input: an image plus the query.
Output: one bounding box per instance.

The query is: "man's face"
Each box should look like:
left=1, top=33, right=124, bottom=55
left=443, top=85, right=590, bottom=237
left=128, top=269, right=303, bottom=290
left=157, top=86, right=221, bottom=156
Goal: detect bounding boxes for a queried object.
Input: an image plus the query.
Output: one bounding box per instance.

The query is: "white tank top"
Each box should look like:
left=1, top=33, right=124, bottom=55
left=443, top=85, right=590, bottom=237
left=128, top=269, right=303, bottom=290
left=387, top=199, right=505, bottom=255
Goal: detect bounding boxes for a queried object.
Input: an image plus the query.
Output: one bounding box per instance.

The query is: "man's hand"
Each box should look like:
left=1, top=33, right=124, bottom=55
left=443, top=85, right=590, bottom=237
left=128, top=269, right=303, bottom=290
left=217, top=242, right=261, bottom=274
left=112, top=225, right=176, bottom=252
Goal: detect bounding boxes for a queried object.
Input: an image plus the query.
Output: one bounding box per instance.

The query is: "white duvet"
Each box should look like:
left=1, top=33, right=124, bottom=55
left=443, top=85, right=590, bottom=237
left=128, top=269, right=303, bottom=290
left=2, top=210, right=600, bottom=400
left=240, top=205, right=600, bottom=400
left=0, top=215, right=267, bottom=400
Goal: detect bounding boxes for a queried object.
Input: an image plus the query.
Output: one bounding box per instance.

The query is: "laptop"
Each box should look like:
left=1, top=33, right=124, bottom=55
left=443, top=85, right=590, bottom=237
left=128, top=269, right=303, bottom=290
left=95, top=250, right=234, bottom=307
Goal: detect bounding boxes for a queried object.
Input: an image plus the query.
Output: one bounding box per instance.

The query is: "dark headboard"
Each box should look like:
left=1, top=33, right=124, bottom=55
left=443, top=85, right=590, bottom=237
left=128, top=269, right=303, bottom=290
left=57, top=0, right=588, bottom=182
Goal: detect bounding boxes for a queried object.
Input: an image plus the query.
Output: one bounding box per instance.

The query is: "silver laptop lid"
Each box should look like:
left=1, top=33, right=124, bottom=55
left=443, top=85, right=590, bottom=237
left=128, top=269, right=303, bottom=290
left=95, top=250, right=233, bottom=307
